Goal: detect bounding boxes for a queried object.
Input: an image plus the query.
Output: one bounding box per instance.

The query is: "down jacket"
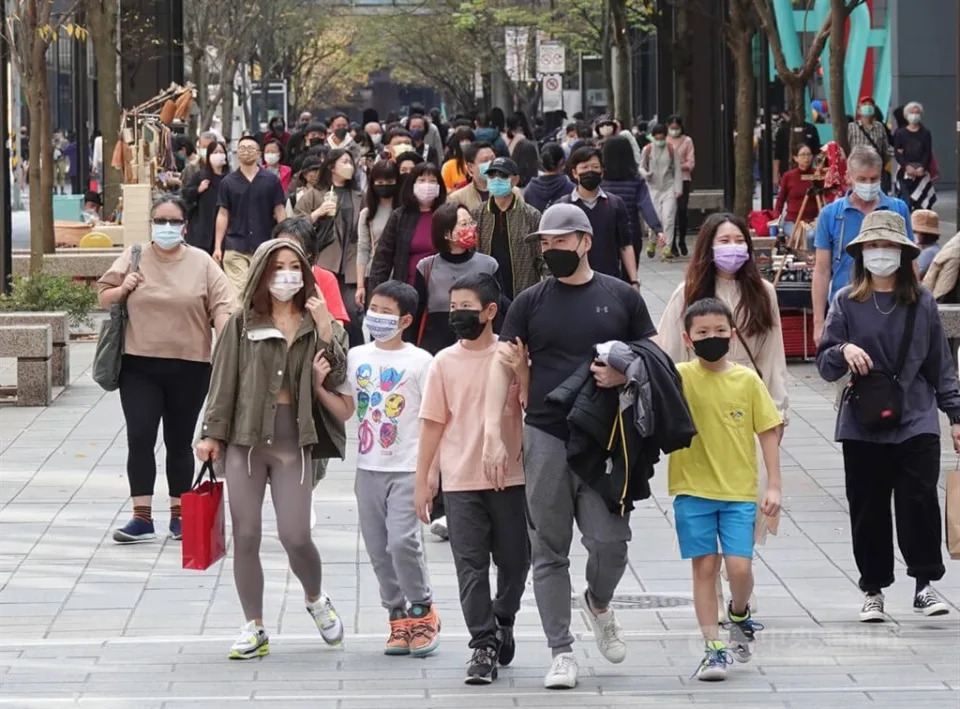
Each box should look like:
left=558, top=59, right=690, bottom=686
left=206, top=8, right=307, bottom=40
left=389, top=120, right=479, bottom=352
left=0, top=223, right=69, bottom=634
left=546, top=340, right=696, bottom=516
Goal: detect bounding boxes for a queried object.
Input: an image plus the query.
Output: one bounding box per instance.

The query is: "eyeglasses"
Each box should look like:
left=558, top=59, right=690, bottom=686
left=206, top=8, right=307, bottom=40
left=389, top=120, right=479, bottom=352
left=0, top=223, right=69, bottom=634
left=237, top=146, right=259, bottom=154
left=152, top=218, right=185, bottom=226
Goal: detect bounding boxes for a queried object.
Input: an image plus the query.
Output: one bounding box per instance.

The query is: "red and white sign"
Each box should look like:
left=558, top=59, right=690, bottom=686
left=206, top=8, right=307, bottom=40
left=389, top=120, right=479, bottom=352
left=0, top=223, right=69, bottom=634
left=538, top=42, right=565, bottom=76
left=542, top=74, right=563, bottom=112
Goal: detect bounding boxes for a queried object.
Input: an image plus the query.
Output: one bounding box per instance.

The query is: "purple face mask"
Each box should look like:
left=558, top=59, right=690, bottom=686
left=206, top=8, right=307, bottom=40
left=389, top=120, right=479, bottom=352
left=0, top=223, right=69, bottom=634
left=713, top=243, right=750, bottom=274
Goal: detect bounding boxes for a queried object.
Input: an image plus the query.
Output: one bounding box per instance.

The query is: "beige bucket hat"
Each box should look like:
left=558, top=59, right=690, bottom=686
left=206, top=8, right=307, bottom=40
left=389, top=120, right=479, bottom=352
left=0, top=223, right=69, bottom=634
left=844, top=210, right=921, bottom=260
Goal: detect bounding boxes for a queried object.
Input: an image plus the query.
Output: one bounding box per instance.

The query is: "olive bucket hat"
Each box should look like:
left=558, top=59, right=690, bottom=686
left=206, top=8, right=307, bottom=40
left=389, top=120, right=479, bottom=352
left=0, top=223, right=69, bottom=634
left=844, top=211, right=921, bottom=260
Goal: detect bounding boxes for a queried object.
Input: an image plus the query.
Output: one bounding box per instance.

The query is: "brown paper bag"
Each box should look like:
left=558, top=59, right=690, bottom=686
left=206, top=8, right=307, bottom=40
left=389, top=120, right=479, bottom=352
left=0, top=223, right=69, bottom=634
left=947, top=468, right=960, bottom=561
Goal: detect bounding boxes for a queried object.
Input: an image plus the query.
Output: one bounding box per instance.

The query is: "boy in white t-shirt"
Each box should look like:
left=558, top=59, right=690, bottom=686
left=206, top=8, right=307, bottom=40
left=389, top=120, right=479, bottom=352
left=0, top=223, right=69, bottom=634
left=328, top=280, right=438, bottom=656
left=415, top=273, right=529, bottom=685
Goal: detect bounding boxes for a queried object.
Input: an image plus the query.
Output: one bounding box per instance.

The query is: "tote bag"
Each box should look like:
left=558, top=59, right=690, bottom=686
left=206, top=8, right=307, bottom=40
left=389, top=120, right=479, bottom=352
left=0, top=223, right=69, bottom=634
left=181, top=461, right=227, bottom=570
left=92, top=244, right=142, bottom=391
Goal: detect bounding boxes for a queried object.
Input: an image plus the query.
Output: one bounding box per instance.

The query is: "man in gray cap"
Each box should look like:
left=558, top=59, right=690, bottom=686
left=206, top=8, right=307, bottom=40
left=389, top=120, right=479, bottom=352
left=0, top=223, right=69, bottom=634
left=482, top=203, right=656, bottom=690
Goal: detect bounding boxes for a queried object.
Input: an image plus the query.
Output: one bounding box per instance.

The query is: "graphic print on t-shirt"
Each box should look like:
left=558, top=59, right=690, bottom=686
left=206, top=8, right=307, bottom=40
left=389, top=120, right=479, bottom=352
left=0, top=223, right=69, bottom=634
left=354, top=363, right=411, bottom=455
left=340, top=343, right=433, bottom=472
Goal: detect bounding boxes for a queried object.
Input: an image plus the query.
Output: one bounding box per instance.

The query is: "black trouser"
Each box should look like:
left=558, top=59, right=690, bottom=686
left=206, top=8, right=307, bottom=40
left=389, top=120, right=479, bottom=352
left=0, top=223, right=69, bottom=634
left=673, top=180, right=692, bottom=251
left=336, top=275, right=364, bottom=348
left=842, top=433, right=945, bottom=593
left=119, top=355, right=211, bottom=499
left=444, top=486, right=530, bottom=649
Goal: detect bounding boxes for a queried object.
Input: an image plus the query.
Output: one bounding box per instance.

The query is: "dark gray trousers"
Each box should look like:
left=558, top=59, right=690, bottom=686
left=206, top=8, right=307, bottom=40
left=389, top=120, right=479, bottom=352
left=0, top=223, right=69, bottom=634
left=444, top=486, right=530, bottom=649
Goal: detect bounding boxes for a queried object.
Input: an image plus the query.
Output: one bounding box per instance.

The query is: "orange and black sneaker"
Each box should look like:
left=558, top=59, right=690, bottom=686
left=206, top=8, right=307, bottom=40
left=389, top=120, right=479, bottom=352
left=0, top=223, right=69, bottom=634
left=385, top=616, right=411, bottom=656
left=409, top=603, right=440, bottom=657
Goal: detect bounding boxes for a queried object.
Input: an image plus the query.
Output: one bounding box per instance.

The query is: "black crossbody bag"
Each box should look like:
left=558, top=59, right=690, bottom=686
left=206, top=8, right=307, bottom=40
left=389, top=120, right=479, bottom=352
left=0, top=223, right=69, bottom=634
left=844, top=302, right=917, bottom=432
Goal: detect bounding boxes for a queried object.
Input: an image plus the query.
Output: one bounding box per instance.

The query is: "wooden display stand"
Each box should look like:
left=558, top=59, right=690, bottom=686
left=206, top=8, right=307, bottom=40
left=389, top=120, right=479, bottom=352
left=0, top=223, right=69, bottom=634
left=122, top=184, right=152, bottom=246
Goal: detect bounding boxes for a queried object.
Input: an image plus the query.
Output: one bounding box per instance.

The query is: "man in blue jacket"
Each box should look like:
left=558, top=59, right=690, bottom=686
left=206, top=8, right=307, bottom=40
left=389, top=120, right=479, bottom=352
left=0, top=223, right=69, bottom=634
left=812, top=146, right=914, bottom=345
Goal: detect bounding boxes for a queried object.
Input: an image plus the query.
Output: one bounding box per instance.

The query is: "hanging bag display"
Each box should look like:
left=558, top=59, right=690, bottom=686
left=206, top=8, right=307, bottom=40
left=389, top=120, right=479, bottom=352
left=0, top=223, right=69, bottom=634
left=844, top=302, right=917, bottom=432
left=181, top=461, right=227, bottom=571
left=92, top=244, right=142, bottom=391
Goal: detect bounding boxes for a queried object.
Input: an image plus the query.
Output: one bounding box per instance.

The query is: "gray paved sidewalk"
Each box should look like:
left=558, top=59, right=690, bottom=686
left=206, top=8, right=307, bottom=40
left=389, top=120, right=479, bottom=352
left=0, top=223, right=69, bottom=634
left=1, top=257, right=958, bottom=708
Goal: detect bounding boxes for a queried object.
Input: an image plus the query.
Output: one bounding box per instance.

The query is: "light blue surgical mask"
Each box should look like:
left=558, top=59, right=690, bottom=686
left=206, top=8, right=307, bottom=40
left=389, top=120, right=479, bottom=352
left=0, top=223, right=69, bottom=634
left=486, top=176, right=512, bottom=198
left=853, top=181, right=881, bottom=202
left=859, top=104, right=874, bottom=117
left=478, top=161, right=492, bottom=178
left=151, top=223, right=183, bottom=250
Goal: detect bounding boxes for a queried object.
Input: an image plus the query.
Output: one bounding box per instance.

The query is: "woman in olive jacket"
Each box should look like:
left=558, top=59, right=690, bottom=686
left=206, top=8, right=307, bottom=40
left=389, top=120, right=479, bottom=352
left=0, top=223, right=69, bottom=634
left=196, top=238, right=349, bottom=661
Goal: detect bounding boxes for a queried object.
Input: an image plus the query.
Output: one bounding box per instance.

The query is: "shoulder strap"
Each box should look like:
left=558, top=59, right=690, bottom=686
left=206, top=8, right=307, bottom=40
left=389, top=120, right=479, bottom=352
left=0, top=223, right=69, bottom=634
left=894, top=302, right=918, bottom=378
left=130, top=244, right=143, bottom=272
left=737, top=333, right=763, bottom=381
left=856, top=122, right=883, bottom=156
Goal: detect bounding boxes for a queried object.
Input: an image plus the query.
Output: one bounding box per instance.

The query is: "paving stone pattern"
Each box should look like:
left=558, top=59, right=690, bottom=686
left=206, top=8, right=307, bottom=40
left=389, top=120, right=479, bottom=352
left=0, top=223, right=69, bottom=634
left=1, top=258, right=958, bottom=708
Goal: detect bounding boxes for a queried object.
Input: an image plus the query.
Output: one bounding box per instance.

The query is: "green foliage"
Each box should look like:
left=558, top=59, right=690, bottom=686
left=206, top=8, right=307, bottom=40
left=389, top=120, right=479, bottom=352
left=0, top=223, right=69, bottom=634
left=0, top=274, right=98, bottom=328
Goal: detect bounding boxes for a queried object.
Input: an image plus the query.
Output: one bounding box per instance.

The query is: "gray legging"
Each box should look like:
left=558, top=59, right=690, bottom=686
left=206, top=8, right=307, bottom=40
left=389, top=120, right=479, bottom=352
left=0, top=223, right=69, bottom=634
left=225, top=405, right=322, bottom=621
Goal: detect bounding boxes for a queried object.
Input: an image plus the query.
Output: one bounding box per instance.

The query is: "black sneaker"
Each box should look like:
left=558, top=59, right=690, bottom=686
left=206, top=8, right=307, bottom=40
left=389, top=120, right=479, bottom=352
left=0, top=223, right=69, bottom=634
left=496, top=624, right=515, bottom=667
left=859, top=592, right=886, bottom=623
left=914, top=585, right=949, bottom=616
left=724, top=601, right=764, bottom=663
left=465, top=645, right=498, bottom=685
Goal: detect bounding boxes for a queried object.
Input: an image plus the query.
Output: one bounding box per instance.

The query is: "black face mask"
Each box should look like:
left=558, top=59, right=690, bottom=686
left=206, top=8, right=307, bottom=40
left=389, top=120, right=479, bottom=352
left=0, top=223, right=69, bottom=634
left=578, top=170, right=603, bottom=191
left=373, top=183, right=397, bottom=199
left=334, top=128, right=348, bottom=141
left=542, top=247, right=582, bottom=278
left=449, top=309, right=487, bottom=341
left=692, top=336, right=730, bottom=362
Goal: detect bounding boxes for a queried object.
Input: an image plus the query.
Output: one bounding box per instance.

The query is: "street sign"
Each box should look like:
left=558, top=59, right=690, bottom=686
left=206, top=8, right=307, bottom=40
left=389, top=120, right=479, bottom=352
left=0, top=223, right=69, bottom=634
left=538, top=42, right=565, bottom=76
left=542, top=74, right=563, bottom=112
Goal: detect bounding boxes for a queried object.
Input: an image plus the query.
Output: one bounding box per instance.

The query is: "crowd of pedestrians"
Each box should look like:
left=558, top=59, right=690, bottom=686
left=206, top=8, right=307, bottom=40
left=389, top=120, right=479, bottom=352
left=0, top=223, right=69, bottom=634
left=96, top=105, right=958, bottom=691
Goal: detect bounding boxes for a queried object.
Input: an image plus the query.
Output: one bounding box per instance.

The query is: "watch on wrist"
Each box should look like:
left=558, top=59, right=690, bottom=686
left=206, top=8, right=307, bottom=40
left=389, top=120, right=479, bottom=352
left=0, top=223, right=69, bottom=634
left=630, top=280, right=639, bottom=286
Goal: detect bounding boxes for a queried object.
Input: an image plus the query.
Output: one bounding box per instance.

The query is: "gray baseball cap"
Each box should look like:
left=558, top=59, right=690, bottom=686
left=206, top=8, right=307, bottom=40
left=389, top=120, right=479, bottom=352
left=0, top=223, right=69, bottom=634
left=525, top=203, right=593, bottom=242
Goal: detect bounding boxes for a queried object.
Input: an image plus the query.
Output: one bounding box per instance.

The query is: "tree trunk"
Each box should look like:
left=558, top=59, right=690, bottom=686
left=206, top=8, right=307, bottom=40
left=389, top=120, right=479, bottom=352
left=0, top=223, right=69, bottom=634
left=26, top=87, right=45, bottom=274
left=674, top=0, right=694, bottom=124
left=38, top=91, right=55, bottom=256
left=222, top=75, right=235, bottom=144
left=829, top=0, right=848, bottom=152
left=88, top=0, right=121, bottom=216
left=732, top=31, right=756, bottom=217
left=601, top=1, right=614, bottom=115
left=609, top=0, right=633, bottom=127
left=786, top=81, right=806, bottom=156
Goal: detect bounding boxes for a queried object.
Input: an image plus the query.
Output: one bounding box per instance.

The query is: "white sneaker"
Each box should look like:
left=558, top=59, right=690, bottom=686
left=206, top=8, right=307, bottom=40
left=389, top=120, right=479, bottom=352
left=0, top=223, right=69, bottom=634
left=544, top=652, right=578, bottom=689
left=306, top=592, right=344, bottom=646
left=859, top=592, right=886, bottom=623
left=310, top=490, right=317, bottom=530
left=579, top=589, right=626, bottom=663
left=229, top=620, right=269, bottom=659
left=429, top=516, right=449, bottom=540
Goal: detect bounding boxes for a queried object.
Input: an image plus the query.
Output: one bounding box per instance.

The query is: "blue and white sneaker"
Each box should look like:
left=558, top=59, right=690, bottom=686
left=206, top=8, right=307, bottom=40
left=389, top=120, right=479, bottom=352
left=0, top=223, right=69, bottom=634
left=112, top=517, right=156, bottom=544
left=693, top=641, right=733, bottom=681
left=724, top=601, right=764, bottom=662
left=168, top=518, right=182, bottom=540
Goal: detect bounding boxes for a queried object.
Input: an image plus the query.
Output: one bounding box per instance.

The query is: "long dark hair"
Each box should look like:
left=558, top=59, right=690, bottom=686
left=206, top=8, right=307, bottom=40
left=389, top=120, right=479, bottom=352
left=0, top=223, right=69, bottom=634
left=201, top=140, right=229, bottom=174
left=400, top=162, right=446, bottom=211
left=849, top=247, right=920, bottom=305
left=317, top=148, right=357, bottom=191
left=364, top=159, right=400, bottom=225
left=601, top=135, right=639, bottom=181
left=512, top=139, right=540, bottom=187
left=683, top=213, right=774, bottom=338
left=449, top=126, right=475, bottom=174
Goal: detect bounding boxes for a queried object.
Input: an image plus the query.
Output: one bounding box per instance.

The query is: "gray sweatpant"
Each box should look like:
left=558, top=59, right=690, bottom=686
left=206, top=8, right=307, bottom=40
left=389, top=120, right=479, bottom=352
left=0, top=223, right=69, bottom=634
left=524, top=425, right=633, bottom=651
left=444, top=486, right=530, bottom=649
left=355, top=468, right=432, bottom=612
left=225, top=405, right=322, bottom=621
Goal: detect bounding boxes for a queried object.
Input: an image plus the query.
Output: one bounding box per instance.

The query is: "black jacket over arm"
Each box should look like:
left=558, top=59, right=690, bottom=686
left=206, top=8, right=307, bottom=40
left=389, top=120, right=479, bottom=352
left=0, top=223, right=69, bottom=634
left=545, top=339, right=695, bottom=516
left=368, top=207, right=423, bottom=292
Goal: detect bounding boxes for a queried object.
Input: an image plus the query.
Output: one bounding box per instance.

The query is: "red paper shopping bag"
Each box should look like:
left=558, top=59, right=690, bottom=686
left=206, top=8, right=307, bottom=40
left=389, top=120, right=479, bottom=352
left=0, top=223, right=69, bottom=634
left=181, top=462, right=226, bottom=570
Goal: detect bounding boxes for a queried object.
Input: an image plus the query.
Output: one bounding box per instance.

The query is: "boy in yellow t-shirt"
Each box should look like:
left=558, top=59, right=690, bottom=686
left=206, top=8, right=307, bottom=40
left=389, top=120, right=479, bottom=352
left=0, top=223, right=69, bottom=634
left=669, top=298, right=782, bottom=682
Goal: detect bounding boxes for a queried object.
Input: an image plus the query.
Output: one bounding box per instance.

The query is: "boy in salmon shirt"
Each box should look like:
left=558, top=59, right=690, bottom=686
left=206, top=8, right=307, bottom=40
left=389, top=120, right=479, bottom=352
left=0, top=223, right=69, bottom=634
left=415, top=273, right=530, bottom=685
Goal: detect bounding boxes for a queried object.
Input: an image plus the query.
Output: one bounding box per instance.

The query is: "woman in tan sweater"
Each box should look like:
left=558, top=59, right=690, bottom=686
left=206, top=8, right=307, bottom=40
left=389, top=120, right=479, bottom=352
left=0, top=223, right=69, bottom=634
left=97, top=195, right=235, bottom=544
left=655, top=213, right=788, bottom=418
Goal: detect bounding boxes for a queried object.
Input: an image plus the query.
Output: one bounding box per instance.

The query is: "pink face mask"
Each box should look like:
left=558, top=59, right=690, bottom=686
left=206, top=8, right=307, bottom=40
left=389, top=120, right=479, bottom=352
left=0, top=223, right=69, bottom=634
left=413, top=182, right=440, bottom=204
left=713, top=243, right=750, bottom=274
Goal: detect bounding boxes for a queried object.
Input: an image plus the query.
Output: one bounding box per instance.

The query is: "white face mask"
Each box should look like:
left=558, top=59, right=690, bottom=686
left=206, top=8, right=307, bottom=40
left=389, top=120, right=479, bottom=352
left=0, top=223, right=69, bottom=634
left=264, top=153, right=280, bottom=166
left=853, top=181, right=881, bottom=202
left=370, top=133, right=382, bottom=146
left=268, top=269, right=303, bottom=301
left=209, top=153, right=227, bottom=168
left=862, top=247, right=902, bottom=277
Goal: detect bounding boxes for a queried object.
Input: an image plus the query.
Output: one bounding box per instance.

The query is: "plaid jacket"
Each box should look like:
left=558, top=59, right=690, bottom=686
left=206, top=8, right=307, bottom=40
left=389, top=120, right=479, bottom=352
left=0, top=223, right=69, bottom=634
left=472, top=198, right=543, bottom=296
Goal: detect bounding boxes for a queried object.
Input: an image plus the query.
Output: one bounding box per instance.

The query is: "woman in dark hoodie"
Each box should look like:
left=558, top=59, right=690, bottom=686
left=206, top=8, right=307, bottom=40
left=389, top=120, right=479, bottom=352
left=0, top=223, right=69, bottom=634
left=523, top=142, right=575, bottom=212
left=600, top=134, right=665, bottom=256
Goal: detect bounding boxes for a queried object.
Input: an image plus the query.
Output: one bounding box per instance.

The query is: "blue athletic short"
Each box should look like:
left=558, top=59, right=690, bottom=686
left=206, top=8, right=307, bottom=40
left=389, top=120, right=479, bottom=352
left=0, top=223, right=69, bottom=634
left=673, top=495, right=757, bottom=559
